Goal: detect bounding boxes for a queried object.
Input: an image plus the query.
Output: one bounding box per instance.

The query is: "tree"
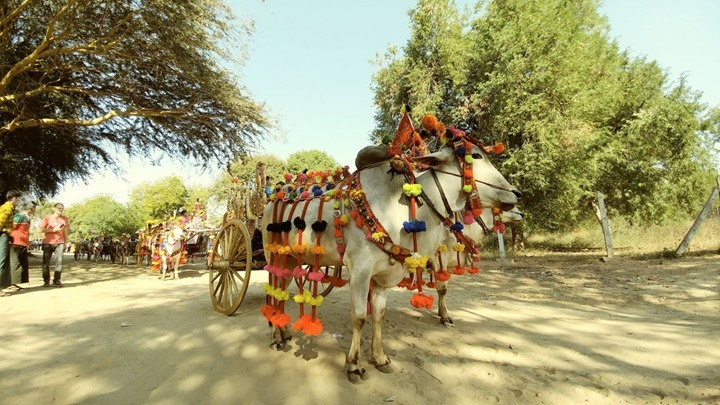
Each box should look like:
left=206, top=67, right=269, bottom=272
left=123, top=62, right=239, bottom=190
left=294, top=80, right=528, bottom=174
left=64, top=195, right=143, bottom=239
left=286, top=150, right=340, bottom=176
left=0, top=0, right=270, bottom=197
left=371, top=0, right=470, bottom=140
left=129, top=176, right=188, bottom=221
left=370, top=0, right=717, bottom=230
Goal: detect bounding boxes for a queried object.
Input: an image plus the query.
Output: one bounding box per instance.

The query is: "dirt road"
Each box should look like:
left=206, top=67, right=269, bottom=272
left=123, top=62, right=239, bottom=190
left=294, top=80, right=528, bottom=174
left=1, top=251, right=718, bottom=404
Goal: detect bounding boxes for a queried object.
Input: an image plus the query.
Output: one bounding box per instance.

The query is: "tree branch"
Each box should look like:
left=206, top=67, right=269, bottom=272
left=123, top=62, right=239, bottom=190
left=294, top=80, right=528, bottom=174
left=0, top=106, right=220, bottom=135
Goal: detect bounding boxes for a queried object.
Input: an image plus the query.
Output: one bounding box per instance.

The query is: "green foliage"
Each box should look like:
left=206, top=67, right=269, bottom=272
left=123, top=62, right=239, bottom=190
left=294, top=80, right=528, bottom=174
left=371, top=0, right=718, bottom=231
left=0, top=0, right=269, bottom=197
left=128, top=176, right=189, bottom=221
left=64, top=195, right=144, bottom=240
left=286, top=150, right=340, bottom=175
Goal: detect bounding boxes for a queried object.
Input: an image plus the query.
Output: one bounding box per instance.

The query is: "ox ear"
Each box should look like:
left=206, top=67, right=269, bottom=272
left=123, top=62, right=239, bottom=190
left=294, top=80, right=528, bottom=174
left=411, top=148, right=452, bottom=167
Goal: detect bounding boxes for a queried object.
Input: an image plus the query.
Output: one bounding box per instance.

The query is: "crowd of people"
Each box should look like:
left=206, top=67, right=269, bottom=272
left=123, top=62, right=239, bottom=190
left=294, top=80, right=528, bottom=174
left=1, top=190, right=68, bottom=297
left=0, top=192, right=217, bottom=296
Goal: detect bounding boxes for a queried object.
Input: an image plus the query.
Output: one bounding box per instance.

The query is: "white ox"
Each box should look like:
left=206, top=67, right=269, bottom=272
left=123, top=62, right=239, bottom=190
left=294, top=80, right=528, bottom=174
left=261, top=138, right=520, bottom=383
left=160, top=225, right=184, bottom=280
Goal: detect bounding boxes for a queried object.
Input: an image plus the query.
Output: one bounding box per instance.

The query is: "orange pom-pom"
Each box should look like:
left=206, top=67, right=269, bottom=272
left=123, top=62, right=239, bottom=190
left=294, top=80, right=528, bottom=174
left=452, top=265, right=466, bottom=275
left=304, top=319, right=323, bottom=336
left=271, top=313, right=291, bottom=328
left=410, top=293, right=435, bottom=309
left=468, top=266, right=480, bottom=274
left=397, top=277, right=412, bottom=288
left=435, top=270, right=451, bottom=281
left=426, top=281, right=437, bottom=288
left=421, top=115, right=438, bottom=132
left=260, top=304, right=277, bottom=321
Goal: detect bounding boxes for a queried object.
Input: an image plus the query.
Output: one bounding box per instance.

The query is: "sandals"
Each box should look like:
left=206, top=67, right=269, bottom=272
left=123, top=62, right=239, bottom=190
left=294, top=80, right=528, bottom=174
left=0, top=290, right=8, bottom=297
left=7, top=284, right=23, bottom=291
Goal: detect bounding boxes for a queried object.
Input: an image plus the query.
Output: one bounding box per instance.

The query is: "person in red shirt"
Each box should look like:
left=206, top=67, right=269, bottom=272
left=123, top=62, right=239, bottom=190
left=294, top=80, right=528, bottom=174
left=39, top=203, right=69, bottom=287
left=9, top=200, right=36, bottom=290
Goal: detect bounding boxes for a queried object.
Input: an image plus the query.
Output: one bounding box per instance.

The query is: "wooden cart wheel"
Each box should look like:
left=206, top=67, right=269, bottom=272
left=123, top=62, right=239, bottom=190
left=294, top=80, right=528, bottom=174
left=294, top=265, right=343, bottom=297
left=208, top=219, right=252, bottom=315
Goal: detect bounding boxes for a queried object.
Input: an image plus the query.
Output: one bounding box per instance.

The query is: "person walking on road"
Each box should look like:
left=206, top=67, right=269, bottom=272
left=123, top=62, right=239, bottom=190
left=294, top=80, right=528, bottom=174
left=10, top=200, right=37, bottom=289
left=40, top=203, right=69, bottom=287
left=0, top=190, right=22, bottom=296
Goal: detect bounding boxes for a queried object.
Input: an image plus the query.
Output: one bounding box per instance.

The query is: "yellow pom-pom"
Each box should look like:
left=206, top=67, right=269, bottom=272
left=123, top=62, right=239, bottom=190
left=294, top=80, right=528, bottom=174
left=435, top=244, right=448, bottom=253
left=307, top=295, right=324, bottom=306
left=310, top=245, right=325, bottom=255
left=452, top=243, right=466, bottom=252
left=402, top=183, right=423, bottom=197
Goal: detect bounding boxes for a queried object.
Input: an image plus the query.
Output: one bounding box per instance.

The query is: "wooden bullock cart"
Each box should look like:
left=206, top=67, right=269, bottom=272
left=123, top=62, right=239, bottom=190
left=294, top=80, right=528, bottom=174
left=208, top=163, right=345, bottom=315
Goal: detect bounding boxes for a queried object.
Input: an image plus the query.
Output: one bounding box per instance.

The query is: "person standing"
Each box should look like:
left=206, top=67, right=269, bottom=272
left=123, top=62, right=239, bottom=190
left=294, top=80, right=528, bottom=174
left=40, top=203, right=69, bottom=287
left=0, top=190, right=22, bottom=296
left=9, top=200, right=36, bottom=289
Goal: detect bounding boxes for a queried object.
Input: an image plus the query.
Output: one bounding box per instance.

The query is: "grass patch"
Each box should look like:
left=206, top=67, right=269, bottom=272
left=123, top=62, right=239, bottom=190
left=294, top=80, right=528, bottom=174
left=484, top=214, right=720, bottom=258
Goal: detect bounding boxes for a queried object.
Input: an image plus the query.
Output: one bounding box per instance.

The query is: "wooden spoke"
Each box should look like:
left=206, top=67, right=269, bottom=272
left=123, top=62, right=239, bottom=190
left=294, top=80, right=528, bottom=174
left=208, top=220, right=252, bottom=315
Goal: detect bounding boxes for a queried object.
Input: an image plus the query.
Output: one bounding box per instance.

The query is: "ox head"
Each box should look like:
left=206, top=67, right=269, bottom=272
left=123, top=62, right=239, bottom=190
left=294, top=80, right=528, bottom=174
left=411, top=130, right=520, bottom=214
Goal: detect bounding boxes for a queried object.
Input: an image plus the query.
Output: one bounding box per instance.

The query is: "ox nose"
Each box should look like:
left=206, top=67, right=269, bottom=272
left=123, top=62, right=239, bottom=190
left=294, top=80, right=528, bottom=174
left=512, top=189, right=522, bottom=199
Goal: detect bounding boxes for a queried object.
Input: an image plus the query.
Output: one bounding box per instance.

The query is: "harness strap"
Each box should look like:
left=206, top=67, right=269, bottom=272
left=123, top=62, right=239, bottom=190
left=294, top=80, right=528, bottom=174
left=350, top=171, right=412, bottom=263
left=430, top=169, right=453, bottom=217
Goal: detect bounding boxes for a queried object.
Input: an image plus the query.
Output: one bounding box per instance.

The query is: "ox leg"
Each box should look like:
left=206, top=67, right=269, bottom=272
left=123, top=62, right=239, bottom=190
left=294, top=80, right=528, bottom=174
left=172, top=254, right=180, bottom=279
left=346, top=273, right=371, bottom=384
left=270, top=325, right=292, bottom=350
left=369, top=284, right=393, bottom=373
left=160, top=257, right=168, bottom=280
left=436, top=280, right=455, bottom=327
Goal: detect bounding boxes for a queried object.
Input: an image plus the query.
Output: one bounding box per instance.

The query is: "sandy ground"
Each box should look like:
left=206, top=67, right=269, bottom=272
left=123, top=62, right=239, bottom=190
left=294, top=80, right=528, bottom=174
left=1, top=250, right=718, bottom=405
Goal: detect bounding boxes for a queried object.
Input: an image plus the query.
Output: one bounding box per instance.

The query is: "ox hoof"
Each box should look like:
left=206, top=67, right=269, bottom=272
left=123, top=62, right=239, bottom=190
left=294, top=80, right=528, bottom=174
left=347, top=368, right=369, bottom=384
left=375, top=361, right=394, bottom=374
left=441, top=318, right=455, bottom=328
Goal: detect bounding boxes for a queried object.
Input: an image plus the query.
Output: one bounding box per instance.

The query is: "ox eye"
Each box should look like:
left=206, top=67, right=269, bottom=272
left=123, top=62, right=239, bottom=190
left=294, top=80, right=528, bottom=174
left=471, top=153, right=483, bottom=159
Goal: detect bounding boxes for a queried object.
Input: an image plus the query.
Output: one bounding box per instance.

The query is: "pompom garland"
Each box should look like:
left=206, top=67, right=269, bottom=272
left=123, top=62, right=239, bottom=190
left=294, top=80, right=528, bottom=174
left=402, top=219, right=427, bottom=233
left=410, top=293, right=434, bottom=309
left=292, top=314, right=323, bottom=336
left=402, top=183, right=423, bottom=197
left=435, top=270, right=451, bottom=281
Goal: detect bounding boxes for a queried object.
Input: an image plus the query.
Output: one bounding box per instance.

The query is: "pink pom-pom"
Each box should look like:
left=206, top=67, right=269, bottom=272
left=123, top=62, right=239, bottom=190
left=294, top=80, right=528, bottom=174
left=463, top=210, right=474, bottom=224
left=307, top=271, right=324, bottom=281
left=292, top=266, right=307, bottom=278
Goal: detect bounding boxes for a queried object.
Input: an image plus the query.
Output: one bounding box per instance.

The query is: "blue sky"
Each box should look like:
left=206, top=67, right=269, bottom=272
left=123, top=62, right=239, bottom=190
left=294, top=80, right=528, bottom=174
left=55, top=0, right=720, bottom=206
